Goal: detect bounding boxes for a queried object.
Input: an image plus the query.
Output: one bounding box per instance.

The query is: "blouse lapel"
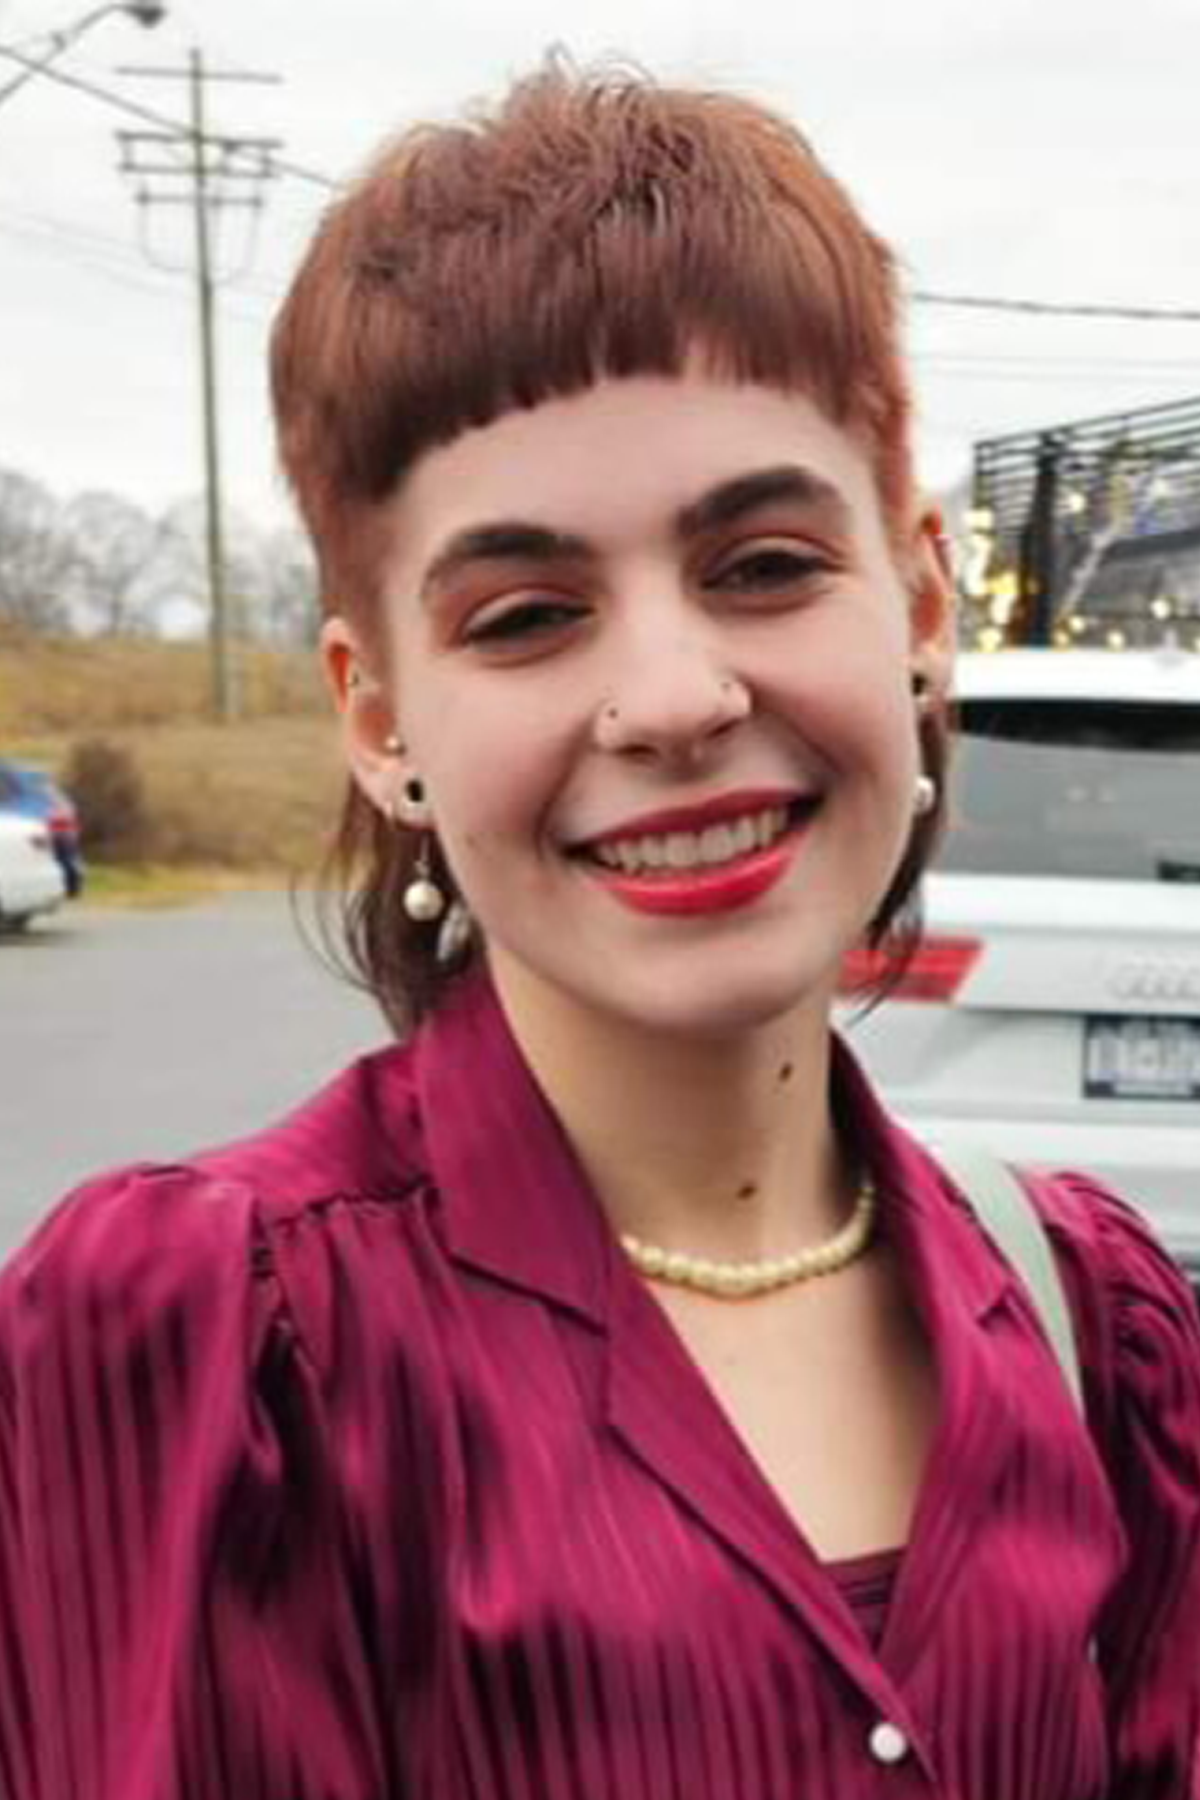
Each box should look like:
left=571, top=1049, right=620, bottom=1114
left=417, top=979, right=1048, bottom=1712
left=416, top=972, right=610, bottom=1327
left=419, top=980, right=902, bottom=1699
left=602, top=1255, right=914, bottom=1717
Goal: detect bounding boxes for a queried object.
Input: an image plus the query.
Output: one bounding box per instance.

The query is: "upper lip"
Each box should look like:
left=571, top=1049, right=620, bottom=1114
left=569, top=787, right=813, bottom=851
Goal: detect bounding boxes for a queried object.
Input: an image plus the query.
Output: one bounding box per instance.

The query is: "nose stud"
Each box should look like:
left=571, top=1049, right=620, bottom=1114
left=599, top=677, right=741, bottom=727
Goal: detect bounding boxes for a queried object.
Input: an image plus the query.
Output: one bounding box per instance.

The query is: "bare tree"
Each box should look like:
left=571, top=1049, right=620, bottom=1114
left=60, top=490, right=172, bottom=636
left=158, top=495, right=266, bottom=641
left=256, top=527, right=319, bottom=647
left=0, top=467, right=74, bottom=631
left=0, top=468, right=321, bottom=647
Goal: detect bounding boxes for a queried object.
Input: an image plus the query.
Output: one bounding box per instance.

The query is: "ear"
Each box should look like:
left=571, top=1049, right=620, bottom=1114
left=320, top=615, right=417, bottom=820
left=905, top=503, right=957, bottom=697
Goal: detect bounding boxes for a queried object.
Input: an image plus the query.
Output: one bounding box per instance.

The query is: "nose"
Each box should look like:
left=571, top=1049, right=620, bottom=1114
left=592, top=629, right=752, bottom=765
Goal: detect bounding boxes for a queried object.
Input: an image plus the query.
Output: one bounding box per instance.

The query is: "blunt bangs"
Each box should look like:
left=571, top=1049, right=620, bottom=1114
left=272, top=68, right=912, bottom=607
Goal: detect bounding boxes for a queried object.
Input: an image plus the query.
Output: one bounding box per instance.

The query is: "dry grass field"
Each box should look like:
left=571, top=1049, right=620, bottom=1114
left=1, top=632, right=344, bottom=886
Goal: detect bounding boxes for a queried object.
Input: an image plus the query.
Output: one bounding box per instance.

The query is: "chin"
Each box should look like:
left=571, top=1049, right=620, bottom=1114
left=570, top=952, right=835, bottom=1046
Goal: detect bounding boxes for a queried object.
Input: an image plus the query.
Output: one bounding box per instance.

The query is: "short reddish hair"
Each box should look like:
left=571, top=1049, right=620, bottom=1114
left=271, top=62, right=945, bottom=1026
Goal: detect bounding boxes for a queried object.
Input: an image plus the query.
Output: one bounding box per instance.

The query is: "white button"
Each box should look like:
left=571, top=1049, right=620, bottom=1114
left=868, top=1721, right=910, bottom=1765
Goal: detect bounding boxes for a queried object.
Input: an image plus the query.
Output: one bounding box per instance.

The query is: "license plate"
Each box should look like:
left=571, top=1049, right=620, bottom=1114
left=1084, top=1015, right=1200, bottom=1101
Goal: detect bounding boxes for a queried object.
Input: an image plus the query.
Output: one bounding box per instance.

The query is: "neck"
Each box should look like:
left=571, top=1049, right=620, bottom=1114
left=489, top=960, right=852, bottom=1265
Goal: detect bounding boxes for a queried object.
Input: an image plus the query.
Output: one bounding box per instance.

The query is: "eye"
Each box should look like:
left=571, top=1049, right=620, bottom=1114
left=461, top=597, right=589, bottom=648
left=710, top=542, right=833, bottom=593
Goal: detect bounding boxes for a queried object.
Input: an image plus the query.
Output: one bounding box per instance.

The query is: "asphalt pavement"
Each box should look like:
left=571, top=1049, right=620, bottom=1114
left=0, top=890, right=386, bottom=1257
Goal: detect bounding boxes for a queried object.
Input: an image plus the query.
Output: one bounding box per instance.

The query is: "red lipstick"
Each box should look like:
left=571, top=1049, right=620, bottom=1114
left=576, top=796, right=817, bottom=918
left=590, top=839, right=800, bottom=916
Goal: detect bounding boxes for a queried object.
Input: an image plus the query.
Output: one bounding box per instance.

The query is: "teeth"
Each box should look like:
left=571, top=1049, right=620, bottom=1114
left=732, top=817, right=757, bottom=857
left=591, top=805, right=795, bottom=875
left=700, top=824, right=736, bottom=862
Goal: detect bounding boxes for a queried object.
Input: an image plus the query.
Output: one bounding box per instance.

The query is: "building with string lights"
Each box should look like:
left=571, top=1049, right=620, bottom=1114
left=960, top=394, right=1200, bottom=653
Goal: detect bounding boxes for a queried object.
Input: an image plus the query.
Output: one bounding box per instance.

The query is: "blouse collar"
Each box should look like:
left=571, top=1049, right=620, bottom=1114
left=413, top=972, right=1016, bottom=1334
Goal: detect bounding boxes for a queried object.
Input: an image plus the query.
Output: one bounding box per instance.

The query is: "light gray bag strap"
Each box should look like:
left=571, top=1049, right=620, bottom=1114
left=934, top=1146, right=1084, bottom=1414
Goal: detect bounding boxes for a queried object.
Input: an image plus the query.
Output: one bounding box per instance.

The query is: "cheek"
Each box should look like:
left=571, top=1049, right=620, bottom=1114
left=410, top=697, right=568, bottom=872
left=758, top=638, right=914, bottom=784
left=830, top=612, right=918, bottom=763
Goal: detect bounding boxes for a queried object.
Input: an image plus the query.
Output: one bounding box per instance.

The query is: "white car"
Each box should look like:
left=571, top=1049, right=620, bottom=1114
left=839, top=648, right=1200, bottom=1275
left=0, top=808, right=67, bottom=931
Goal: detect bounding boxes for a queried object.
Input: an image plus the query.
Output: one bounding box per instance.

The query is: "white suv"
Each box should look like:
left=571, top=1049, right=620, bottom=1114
left=839, top=649, right=1200, bottom=1274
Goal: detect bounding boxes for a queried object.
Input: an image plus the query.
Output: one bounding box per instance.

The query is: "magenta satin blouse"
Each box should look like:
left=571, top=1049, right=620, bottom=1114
left=2, top=972, right=1199, bottom=1800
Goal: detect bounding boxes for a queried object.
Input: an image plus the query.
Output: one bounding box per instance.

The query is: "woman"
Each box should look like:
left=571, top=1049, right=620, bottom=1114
left=1, top=64, right=1197, bottom=1800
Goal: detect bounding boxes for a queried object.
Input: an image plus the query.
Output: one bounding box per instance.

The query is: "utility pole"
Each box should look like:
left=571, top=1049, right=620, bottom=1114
left=117, top=51, right=280, bottom=721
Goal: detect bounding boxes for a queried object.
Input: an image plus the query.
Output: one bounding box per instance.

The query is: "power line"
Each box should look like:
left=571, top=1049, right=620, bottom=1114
left=917, top=348, right=1200, bottom=374
left=910, top=288, right=1200, bottom=325
left=0, top=41, right=335, bottom=187
left=0, top=200, right=286, bottom=303
left=0, top=215, right=181, bottom=297
left=4, top=39, right=1200, bottom=325
left=0, top=216, right=273, bottom=328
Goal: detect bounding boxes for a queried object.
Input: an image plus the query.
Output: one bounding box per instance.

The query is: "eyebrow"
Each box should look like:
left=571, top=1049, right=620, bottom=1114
left=675, top=464, right=854, bottom=541
left=420, top=524, right=592, bottom=599
left=418, top=463, right=854, bottom=599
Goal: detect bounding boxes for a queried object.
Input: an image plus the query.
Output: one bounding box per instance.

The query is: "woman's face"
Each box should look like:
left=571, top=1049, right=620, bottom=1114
left=334, top=372, right=952, bottom=1040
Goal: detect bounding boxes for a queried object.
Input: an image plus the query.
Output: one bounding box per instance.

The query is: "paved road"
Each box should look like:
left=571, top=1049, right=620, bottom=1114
left=0, top=892, right=386, bottom=1257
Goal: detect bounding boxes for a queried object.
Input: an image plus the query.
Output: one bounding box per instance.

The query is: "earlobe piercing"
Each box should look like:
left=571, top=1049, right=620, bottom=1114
left=393, top=773, right=448, bottom=922
left=914, top=773, right=937, bottom=817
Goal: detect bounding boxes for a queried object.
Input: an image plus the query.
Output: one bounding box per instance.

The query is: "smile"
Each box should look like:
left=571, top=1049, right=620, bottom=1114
left=569, top=795, right=819, bottom=917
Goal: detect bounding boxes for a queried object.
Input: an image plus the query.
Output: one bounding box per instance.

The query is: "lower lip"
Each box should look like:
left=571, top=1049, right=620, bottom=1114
left=581, top=826, right=808, bottom=917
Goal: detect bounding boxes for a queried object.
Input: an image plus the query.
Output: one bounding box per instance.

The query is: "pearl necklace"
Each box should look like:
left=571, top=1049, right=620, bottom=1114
left=619, top=1177, right=877, bottom=1299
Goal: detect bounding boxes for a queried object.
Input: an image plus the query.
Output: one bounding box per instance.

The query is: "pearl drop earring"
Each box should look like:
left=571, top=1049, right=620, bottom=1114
left=404, top=836, right=446, bottom=923
left=914, top=773, right=937, bottom=817
left=395, top=773, right=447, bottom=923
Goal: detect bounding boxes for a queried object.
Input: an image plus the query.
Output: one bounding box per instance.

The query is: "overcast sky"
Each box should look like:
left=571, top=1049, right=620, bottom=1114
left=2, top=0, right=1198, bottom=533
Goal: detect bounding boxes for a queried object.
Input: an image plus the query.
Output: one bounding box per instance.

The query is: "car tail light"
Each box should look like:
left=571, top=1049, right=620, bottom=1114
left=838, top=935, right=983, bottom=1003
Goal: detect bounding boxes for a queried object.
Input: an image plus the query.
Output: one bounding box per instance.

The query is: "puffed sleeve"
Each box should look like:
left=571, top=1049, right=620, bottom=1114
left=1053, top=1176, right=1200, bottom=1800
left=0, top=1167, right=390, bottom=1800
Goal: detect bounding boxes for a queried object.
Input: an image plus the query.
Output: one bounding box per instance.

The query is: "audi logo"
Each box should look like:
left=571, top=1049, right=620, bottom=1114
left=1106, top=960, right=1200, bottom=1005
